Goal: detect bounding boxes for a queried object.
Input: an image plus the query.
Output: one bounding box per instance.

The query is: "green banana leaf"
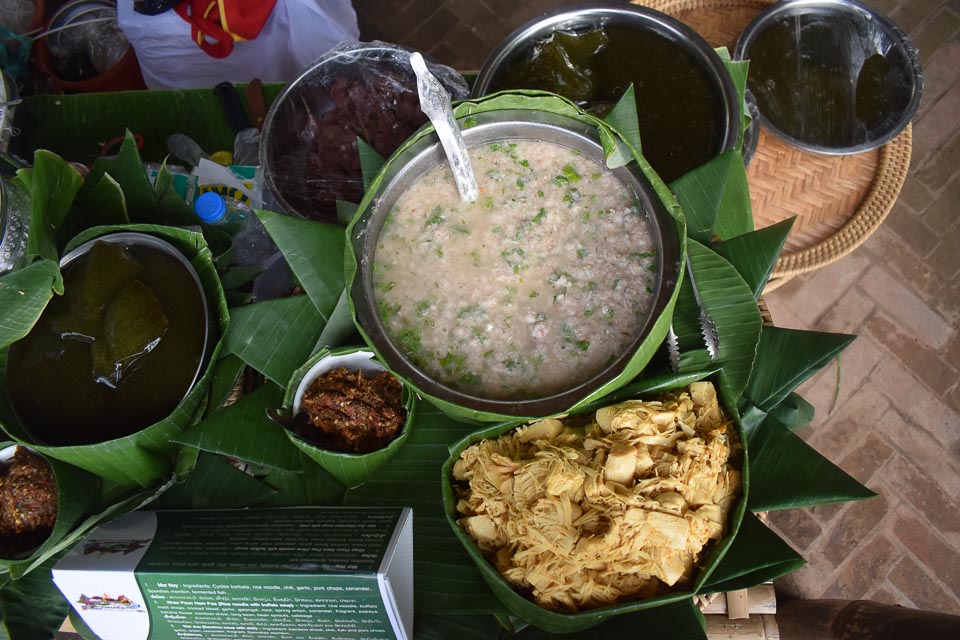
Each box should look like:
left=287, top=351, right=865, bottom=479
left=223, top=294, right=326, bottom=386
left=669, top=149, right=753, bottom=244
left=175, top=383, right=303, bottom=472
left=10, top=84, right=285, bottom=164
left=437, top=372, right=745, bottom=634
left=153, top=161, right=199, bottom=227
left=256, top=210, right=345, bottom=318
left=316, top=288, right=360, bottom=349
left=83, top=132, right=162, bottom=225
left=20, top=150, right=83, bottom=262
left=0, top=562, right=69, bottom=640
left=205, top=353, right=246, bottom=415
left=0, top=223, right=229, bottom=487
left=157, top=451, right=277, bottom=509
left=0, top=260, right=62, bottom=350
left=345, top=90, right=686, bottom=423
left=254, top=453, right=345, bottom=507
left=278, top=346, right=417, bottom=488
left=716, top=49, right=751, bottom=150
left=711, top=218, right=795, bottom=300
left=747, top=415, right=875, bottom=511
left=58, top=173, right=129, bottom=249
left=672, top=240, right=763, bottom=403
left=739, top=326, right=855, bottom=435
left=358, top=138, right=387, bottom=190
left=700, top=511, right=804, bottom=593
left=766, top=392, right=816, bottom=430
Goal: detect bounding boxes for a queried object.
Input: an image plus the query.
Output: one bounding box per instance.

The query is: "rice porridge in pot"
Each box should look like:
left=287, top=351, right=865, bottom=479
left=373, top=139, right=658, bottom=400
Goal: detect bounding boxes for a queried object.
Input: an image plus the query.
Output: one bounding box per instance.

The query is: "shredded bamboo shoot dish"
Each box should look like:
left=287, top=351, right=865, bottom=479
left=452, top=381, right=741, bottom=612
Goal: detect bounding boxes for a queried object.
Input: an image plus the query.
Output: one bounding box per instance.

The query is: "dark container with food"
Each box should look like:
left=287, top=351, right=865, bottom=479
left=260, top=41, right=469, bottom=223
left=0, top=445, right=99, bottom=564
left=734, top=0, right=922, bottom=154
left=279, top=347, right=416, bottom=488
left=471, top=3, right=740, bottom=184
left=5, top=233, right=212, bottom=447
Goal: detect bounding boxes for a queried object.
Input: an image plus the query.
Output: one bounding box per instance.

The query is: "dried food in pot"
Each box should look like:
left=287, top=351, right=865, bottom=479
left=0, top=448, right=57, bottom=556
left=452, top=381, right=741, bottom=612
left=296, top=367, right=406, bottom=454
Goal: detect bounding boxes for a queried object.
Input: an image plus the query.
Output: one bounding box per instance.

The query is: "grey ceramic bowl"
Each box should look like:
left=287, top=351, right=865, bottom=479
left=735, top=0, right=923, bottom=154
left=471, top=2, right=740, bottom=183
left=350, top=109, right=681, bottom=418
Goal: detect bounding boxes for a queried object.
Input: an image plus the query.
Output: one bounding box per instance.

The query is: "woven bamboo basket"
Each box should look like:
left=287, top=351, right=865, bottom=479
left=633, top=0, right=913, bottom=287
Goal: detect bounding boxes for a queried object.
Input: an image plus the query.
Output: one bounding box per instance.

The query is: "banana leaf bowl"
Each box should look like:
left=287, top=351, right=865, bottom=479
left=347, top=96, right=685, bottom=423
left=0, top=225, right=227, bottom=488
left=280, top=346, right=417, bottom=489
left=439, top=372, right=748, bottom=633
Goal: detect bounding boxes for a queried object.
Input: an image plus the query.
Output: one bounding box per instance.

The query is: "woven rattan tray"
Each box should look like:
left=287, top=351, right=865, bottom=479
left=633, top=0, right=912, bottom=284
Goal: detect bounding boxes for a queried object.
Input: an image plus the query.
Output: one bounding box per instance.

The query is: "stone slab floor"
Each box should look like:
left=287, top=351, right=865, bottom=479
left=357, top=0, right=960, bottom=616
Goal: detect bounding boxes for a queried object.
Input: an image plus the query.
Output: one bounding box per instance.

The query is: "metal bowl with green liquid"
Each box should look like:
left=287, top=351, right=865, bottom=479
left=471, top=3, right=740, bottom=184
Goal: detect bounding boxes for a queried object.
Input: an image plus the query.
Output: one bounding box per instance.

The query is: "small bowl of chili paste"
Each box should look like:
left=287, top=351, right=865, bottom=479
left=278, top=347, right=416, bottom=488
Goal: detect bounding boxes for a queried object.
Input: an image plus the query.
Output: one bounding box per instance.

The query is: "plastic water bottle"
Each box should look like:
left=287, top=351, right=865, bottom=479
left=193, top=192, right=276, bottom=266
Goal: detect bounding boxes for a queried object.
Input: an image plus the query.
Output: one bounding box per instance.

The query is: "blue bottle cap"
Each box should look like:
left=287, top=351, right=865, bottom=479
left=193, top=192, right=227, bottom=223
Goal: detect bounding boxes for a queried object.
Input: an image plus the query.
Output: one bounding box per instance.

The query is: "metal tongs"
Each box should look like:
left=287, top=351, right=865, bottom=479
left=410, top=52, right=478, bottom=203
left=667, top=256, right=720, bottom=372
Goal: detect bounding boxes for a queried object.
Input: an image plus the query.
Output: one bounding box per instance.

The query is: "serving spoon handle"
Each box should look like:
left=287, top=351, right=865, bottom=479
left=410, top=52, right=478, bottom=203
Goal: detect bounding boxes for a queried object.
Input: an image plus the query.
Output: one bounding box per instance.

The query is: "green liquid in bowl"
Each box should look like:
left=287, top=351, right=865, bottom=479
left=489, top=25, right=725, bottom=184
left=6, top=241, right=207, bottom=445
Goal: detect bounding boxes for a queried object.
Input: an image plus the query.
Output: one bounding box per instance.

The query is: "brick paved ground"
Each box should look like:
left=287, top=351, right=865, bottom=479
left=357, top=0, right=960, bottom=618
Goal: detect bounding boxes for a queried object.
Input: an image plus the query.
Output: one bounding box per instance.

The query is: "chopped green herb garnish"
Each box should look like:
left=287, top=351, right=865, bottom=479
left=562, top=188, right=581, bottom=207
left=519, top=159, right=530, bottom=167
left=398, top=328, right=422, bottom=353
left=426, top=206, right=445, bottom=226
left=577, top=247, right=588, bottom=259
left=481, top=196, right=494, bottom=211
left=516, top=177, right=526, bottom=189
left=457, top=304, right=483, bottom=319
left=532, top=208, right=547, bottom=224
left=377, top=299, right=400, bottom=320
left=537, top=190, right=545, bottom=198
left=529, top=290, right=539, bottom=298
left=590, top=172, right=601, bottom=181
left=459, top=372, right=480, bottom=385
left=561, top=164, right=581, bottom=183
left=575, top=340, right=590, bottom=352
left=584, top=308, right=595, bottom=317
left=439, top=352, right=467, bottom=372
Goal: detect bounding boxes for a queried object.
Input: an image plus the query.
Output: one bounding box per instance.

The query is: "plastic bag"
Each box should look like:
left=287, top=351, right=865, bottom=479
left=116, top=0, right=359, bottom=90
left=261, top=41, right=470, bottom=223
left=48, top=6, right=130, bottom=81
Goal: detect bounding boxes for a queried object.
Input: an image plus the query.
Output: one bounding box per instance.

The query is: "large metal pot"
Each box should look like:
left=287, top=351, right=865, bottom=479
left=349, top=108, right=682, bottom=420
left=471, top=3, right=740, bottom=184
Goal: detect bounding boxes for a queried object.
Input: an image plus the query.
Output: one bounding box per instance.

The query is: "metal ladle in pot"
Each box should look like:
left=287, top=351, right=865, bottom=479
left=410, top=52, right=478, bottom=203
